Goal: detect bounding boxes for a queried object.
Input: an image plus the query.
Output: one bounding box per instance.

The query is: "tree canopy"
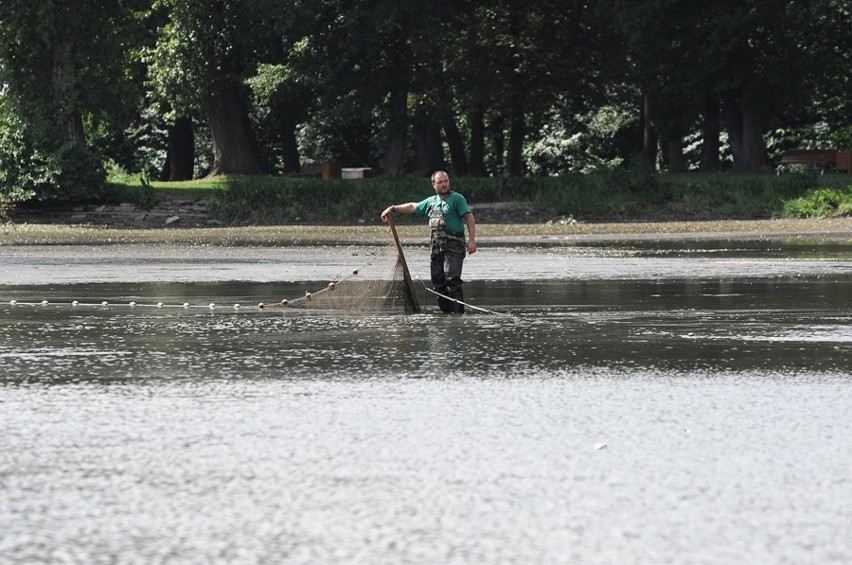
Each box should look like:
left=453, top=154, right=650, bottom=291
left=1, top=0, right=849, bottom=201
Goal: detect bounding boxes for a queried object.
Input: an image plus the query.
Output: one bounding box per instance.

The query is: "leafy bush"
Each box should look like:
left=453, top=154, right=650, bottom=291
left=41, top=143, right=107, bottom=202
left=782, top=187, right=852, bottom=218
left=0, top=101, right=38, bottom=208
left=0, top=100, right=107, bottom=206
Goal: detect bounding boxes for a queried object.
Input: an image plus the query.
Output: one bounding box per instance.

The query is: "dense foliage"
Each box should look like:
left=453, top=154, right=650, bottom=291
left=207, top=172, right=837, bottom=224
left=1, top=0, right=850, bottom=207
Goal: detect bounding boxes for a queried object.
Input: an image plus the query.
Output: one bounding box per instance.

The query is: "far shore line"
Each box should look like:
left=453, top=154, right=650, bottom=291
left=2, top=217, right=851, bottom=246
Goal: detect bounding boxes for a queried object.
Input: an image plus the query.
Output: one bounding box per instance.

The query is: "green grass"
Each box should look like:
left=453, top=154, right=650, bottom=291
left=104, top=176, right=225, bottom=209
left=150, top=178, right=225, bottom=195
left=102, top=171, right=852, bottom=223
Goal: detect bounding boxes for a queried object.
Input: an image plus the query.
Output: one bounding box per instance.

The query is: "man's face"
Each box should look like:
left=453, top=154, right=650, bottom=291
left=432, top=173, right=450, bottom=196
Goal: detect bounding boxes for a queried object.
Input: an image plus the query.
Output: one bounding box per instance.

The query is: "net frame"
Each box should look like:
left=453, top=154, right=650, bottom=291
left=282, top=216, right=421, bottom=314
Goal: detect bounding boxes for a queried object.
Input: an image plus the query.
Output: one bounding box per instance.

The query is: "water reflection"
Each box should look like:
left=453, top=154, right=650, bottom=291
left=2, top=275, right=851, bottom=563
left=2, top=276, right=850, bottom=384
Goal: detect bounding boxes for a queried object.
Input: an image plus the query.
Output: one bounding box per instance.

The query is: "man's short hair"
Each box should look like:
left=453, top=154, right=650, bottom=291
left=431, top=170, right=449, bottom=182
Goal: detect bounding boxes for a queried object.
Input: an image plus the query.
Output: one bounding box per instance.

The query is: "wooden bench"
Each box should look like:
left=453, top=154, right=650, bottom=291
left=341, top=167, right=373, bottom=179
left=299, top=161, right=341, bottom=180
left=779, top=149, right=838, bottom=173
left=837, top=150, right=852, bottom=173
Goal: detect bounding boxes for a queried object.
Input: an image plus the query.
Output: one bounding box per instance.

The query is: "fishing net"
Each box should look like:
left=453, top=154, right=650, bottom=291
left=282, top=240, right=421, bottom=314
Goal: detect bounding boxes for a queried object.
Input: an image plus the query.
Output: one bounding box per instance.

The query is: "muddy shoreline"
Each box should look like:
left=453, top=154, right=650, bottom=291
left=3, top=232, right=851, bottom=288
left=3, top=216, right=850, bottom=286
left=3, top=217, right=852, bottom=247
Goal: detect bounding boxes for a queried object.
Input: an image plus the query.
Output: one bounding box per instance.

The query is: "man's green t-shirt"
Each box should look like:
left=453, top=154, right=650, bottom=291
left=414, top=192, right=472, bottom=234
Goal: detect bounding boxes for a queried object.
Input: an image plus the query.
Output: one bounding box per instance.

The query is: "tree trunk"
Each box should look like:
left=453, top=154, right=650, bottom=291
left=490, top=117, right=505, bottom=176
left=414, top=116, right=443, bottom=176
left=722, top=90, right=769, bottom=172
left=442, top=116, right=468, bottom=176
left=280, top=117, right=301, bottom=174
left=504, top=8, right=526, bottom=177
left=50, top=40, right=85, bottom=145
left=505, top=113, right=525, bottom=176
left=207, top=83, right=265, bottom=176
left=641, top=89, right=658, bottom=171
left=505, top=87, right=526, bottom=177
left=384, top=82, right=409, bottom=179
left=468, top=108, right=486, bottom=176
left=722, top=92, right=744, bottom=165
left=166, top=117, right=195, bottom=181
left=381, top=15, right=412, bottom=180
left=662, top=124, right=687, bottom=172
left=266, top=29, right=301, bottom=174
left=699, top=97, right=721, bottom=172
left=665, top=135, right=687, bottom=172
left=738, top=95, right=770, bottom=172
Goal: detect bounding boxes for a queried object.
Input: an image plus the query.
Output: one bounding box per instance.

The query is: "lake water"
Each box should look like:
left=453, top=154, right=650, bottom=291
left=1, top=240, right=851, bottom=563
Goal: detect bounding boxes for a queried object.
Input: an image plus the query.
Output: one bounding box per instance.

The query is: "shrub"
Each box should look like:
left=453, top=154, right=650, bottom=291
left=0, top=99, right=107, bottom=207
left=0, top=101, right=38, bottom=208
left=783, top=187, right=852, bottom=218
left=39, top=142, right=107, bottom=202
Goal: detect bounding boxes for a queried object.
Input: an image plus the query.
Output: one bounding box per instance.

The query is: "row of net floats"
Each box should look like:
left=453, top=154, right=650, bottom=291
left=7, top=282, right=339, bottom=311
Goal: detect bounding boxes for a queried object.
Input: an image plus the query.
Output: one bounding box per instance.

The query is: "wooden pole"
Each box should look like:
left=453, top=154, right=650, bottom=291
left=386, top=214, right=421, bottom=314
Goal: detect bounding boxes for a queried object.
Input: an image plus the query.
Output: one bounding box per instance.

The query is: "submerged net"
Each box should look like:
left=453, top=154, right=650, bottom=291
left=282, top=242, right=421, bottom=314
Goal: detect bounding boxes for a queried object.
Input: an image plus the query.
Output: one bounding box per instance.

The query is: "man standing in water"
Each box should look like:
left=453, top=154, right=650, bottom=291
left=381, top=170, right=476, bottom=313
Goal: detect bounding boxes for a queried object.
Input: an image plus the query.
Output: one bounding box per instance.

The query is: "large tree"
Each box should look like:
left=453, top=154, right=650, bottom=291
left=5, top=0, right=848, bottom=194
left=300, top=0, right=444, bottom=178
left=435, top=0, right=615, bottom=176
left=148, top=0, right=265, bottom=176
left=0, top=0, right=147, bottom=199
left=246, top=3, right=318, bottom=174
left=616, top=0, right=851, bottom=172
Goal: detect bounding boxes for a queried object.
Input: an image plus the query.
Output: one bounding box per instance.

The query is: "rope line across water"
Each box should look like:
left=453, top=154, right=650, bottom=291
left=4, top=279, right=351, bottom=311
left=6, top=299, right=285, bottom=310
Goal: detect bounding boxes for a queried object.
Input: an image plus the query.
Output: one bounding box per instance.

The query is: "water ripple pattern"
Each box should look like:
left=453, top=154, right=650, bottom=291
left=1, top=253, right=851, bottom=563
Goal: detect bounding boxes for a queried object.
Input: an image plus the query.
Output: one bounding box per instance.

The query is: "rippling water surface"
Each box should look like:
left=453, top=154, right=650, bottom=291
left=2, top=273, right=851, bottom=563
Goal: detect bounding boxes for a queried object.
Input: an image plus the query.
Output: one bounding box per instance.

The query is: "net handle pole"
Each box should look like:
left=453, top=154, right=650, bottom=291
left=387, top=214, right=421, bottom=313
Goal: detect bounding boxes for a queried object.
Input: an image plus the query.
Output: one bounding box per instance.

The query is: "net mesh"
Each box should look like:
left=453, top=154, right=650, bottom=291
left=282, top=242, right=420, bottom=314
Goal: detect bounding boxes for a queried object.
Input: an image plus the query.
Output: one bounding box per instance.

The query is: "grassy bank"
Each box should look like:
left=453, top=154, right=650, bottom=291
left=105, top=171, right=852, bottom=224
left=3, top=218, right=851, bottom=247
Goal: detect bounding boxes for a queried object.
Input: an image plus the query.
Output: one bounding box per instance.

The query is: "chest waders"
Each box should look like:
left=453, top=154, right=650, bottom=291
left=429, top=206, right=467, bottom=313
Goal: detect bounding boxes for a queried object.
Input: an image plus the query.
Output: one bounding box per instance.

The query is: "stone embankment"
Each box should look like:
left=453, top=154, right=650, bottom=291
left=8, top=195, right=217, bottom=228
left=8, top=199, right=550, bottom=227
